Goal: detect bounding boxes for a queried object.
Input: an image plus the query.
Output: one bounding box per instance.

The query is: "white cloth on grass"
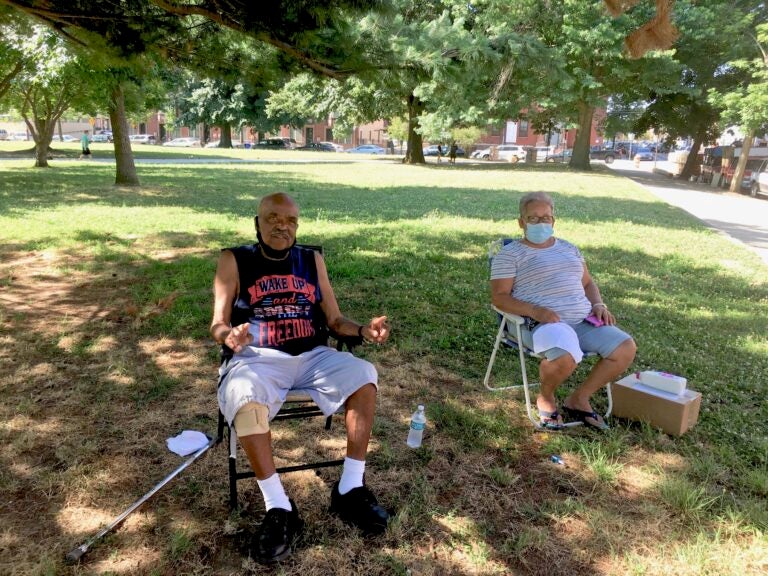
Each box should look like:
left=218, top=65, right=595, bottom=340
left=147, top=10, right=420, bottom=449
left=166, top=430, right=209, bottom=456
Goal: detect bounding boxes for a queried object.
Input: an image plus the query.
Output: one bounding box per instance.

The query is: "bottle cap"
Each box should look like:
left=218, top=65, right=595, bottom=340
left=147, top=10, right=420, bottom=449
left=417, top=404, right=424, bottom=410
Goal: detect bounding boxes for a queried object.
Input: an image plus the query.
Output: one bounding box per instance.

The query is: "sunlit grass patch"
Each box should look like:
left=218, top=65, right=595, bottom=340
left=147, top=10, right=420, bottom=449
left=658, top=475, right=720, bottom=520
left=429, top=399, right=524, bottom=455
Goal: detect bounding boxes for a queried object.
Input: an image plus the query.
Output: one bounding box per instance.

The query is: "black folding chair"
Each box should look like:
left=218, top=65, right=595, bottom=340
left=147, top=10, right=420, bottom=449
left=214, top=244, right=361, bottom=509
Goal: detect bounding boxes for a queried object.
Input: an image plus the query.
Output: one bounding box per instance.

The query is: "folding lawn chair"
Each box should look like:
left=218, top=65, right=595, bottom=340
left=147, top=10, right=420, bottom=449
left=482, top=238, right=612, bottom=430
left=214, top=244, right=362, bottom=509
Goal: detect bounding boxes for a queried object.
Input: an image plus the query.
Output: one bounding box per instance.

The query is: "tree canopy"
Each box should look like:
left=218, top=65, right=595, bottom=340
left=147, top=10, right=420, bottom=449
left=0, top=0, right=388, bottom=78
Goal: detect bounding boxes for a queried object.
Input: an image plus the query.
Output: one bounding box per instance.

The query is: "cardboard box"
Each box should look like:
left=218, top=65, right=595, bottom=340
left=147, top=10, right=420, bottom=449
left=610, top=375, right=701, bottom=436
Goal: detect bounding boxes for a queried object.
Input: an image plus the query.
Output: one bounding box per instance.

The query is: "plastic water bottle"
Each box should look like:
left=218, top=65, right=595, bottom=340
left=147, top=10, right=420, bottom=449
left=406, top=405, right=427, bottom=448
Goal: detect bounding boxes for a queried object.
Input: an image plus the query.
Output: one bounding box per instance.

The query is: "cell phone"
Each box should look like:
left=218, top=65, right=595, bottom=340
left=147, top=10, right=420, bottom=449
left=585, top=313, right=604, bottom=327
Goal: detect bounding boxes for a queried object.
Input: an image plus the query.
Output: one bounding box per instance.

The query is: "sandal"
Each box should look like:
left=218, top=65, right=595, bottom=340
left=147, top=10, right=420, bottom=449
left=538, top=409, right=564, bottom=430
left=561, top=405, right=609, bottom=431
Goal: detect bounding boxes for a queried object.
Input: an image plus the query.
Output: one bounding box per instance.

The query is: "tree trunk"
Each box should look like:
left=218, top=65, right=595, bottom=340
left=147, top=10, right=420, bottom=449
left=109, top=83, right=140, bottom=186
left=220, top=123, right=233, bottom=148
left=679, top=131, right=705, bottom=180
left=729, top=128, right=754, bottom=193
left=568, top=102, right=593, bottom=170
left=33, top=117, right=55, bottom=168
left=403, top=93, right=425, bottom=164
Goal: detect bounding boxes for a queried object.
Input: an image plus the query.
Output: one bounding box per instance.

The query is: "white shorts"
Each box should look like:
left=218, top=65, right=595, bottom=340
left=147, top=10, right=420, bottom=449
left=217, top=345, right=378, bottom=424
left=519, top=321, right=632, bottom=361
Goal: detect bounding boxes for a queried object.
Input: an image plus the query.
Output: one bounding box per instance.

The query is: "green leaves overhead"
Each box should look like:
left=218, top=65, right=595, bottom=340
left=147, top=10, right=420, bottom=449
left=0, top=0, right=390, bottom=78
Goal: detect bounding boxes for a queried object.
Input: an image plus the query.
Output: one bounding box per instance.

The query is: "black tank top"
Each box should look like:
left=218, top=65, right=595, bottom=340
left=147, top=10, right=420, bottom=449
left=227, top=244, right=326, bottom=356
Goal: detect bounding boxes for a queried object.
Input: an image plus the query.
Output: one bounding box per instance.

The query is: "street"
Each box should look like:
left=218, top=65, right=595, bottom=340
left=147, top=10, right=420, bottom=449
left=606, top=159, right=768, bottom=267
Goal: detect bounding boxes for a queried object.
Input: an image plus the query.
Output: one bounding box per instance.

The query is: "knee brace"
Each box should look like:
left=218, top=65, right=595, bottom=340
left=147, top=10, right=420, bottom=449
left=233, top=402, right=270, bottom=436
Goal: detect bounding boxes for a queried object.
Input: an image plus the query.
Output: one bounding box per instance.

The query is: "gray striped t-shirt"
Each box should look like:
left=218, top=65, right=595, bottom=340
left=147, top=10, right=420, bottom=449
left=490, top=238, right=592, bottom=324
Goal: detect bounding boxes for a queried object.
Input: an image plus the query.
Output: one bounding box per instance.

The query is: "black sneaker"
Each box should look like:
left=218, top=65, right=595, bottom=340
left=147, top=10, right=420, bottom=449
left=252, top=499, right=303, bottom=564
left=329, top=482, right=389, bottom=535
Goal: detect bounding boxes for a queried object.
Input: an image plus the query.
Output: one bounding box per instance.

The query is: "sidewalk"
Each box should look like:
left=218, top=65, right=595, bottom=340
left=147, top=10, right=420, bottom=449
left=606, top=159, right=768, bottom=267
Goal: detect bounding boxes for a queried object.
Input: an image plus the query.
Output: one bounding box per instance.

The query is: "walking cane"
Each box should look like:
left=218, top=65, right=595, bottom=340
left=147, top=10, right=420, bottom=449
left=65, top=435, right=216, bottom=564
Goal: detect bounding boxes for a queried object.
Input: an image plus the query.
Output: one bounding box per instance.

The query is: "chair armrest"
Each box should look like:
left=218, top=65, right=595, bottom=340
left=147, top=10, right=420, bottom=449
left=330, top=330, right=363, bottom=351
left=491, top=305, right=525, bottom=325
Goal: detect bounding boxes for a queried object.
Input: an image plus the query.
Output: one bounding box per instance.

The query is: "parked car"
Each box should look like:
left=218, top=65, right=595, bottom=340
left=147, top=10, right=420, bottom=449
left=57, top=134, right=78, bottom=142
left=130, top=134, right=157, bottom=144
left=496, top=144, right=527, bottom=163
left=256, top=138, right=291, bottom=149
left=749, top=158, right=768, bottom=198
left=319, top=141, right=344, bottom=152
left=9, top=132, right=31, bottom=141
left=345, top=144, right=386, bottom=154
left=296, top=142, right=336, bottom=152
left=206, top=140, right=248, bottom=148
left=163, top=137, right=199, bottom=147
left=544, top=149, right=573, bottom=163
left=589, top=146, right=617, bottom=164
left=422, top=144, right=465, bottom=157
left=633, top=147, right=655, bottom=161
left=0, top=129, right=8, bottom=140
left=533, top=146, right=555, bottom=161
left=471, top=147, right=492, bottom=159
left=90, top=133, right=112, bottom=143
left=280, top=137, right=297, bottom=148
left=721, top=158, right=765, bottom=190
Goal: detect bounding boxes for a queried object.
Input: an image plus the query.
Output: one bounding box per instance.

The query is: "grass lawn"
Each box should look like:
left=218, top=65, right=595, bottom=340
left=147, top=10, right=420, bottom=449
left=0, top=150, right=766, bottom=575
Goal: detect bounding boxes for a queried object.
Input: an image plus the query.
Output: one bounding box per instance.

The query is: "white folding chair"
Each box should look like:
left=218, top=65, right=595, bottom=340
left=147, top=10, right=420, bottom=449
left=483, top=239, right=612, bottom=430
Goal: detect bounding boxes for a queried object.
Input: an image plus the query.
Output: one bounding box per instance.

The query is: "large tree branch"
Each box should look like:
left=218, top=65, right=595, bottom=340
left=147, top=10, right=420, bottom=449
left=0, top=59, right=24, bottom=100
left=747, top=33, right=768, bottom=67
left=151, top=0, right=348, bottom=78
left=2, top=0, right=362, bottom=78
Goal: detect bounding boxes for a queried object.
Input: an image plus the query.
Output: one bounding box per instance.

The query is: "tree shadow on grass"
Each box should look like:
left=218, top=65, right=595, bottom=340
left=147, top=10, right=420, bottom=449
left=1, top=171, right=767, bottom=573
left=0, top=163, right=704, bottom=233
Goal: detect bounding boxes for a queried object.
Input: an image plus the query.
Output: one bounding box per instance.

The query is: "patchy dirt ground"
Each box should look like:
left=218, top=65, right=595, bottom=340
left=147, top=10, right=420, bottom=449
left=1, top=248, right=760, bottom=576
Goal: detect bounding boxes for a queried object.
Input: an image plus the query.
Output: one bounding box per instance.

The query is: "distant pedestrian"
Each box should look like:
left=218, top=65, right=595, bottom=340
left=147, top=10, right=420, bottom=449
left=79, top=130, right=91, bottom=160
left=449, top=142, right=458, bottom=164
left=437, top=143, right=443, bottom=163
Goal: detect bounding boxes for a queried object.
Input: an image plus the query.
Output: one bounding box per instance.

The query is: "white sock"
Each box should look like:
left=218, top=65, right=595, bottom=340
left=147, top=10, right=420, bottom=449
left=256, top=473, right=291, bottom=511
left=338, top=457, right=366, bottom=495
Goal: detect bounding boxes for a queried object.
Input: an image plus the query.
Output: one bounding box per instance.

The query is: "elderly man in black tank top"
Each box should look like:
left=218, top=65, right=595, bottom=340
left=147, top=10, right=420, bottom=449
left=211, top=193, right=390, bottom=563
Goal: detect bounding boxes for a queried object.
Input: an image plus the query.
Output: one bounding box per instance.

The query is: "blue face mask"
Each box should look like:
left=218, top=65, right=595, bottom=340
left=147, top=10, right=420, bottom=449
left=525, top=222, right=554, bottom=244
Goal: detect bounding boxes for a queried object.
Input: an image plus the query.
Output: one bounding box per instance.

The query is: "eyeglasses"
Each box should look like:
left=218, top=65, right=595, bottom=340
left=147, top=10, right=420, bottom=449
left=524, top=215, right=554, bottom=224
left=264, top=214, right=298, bottom=227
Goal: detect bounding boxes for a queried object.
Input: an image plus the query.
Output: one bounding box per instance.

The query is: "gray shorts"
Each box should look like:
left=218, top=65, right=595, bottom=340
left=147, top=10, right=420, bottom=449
left=520, top=321, right=632, bottom=362
left=217, top=345, right=378, bottom=424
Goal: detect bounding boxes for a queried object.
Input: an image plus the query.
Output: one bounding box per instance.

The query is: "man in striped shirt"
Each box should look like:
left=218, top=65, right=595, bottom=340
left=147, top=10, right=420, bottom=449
left=490, top=192, right=636, bottom=429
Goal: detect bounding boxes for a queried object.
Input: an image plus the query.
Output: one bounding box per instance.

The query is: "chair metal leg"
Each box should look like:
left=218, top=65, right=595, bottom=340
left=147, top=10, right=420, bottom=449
left=483, top=313, right=613, bottom=431
left=484, top=317, right=521, bottom=392
left=223, top=406, right=343, bottom=510
left=513, top=321, right=542, bottom=429
left=216, top=411, right=225, bottom=445
left=227, top=427, right=238, bottom=509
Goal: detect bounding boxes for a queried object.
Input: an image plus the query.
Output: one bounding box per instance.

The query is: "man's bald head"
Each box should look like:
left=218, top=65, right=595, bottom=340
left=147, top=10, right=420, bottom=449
left=255, top=193, right=299, bottom=253
left=258, top=192, right=299, bottom=217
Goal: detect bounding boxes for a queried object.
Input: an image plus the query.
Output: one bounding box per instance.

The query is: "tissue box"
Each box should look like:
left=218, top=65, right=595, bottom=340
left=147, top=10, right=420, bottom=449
left=634, top=370, right=687, bottom=395
left=610, top=375, right=701, bottom=436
